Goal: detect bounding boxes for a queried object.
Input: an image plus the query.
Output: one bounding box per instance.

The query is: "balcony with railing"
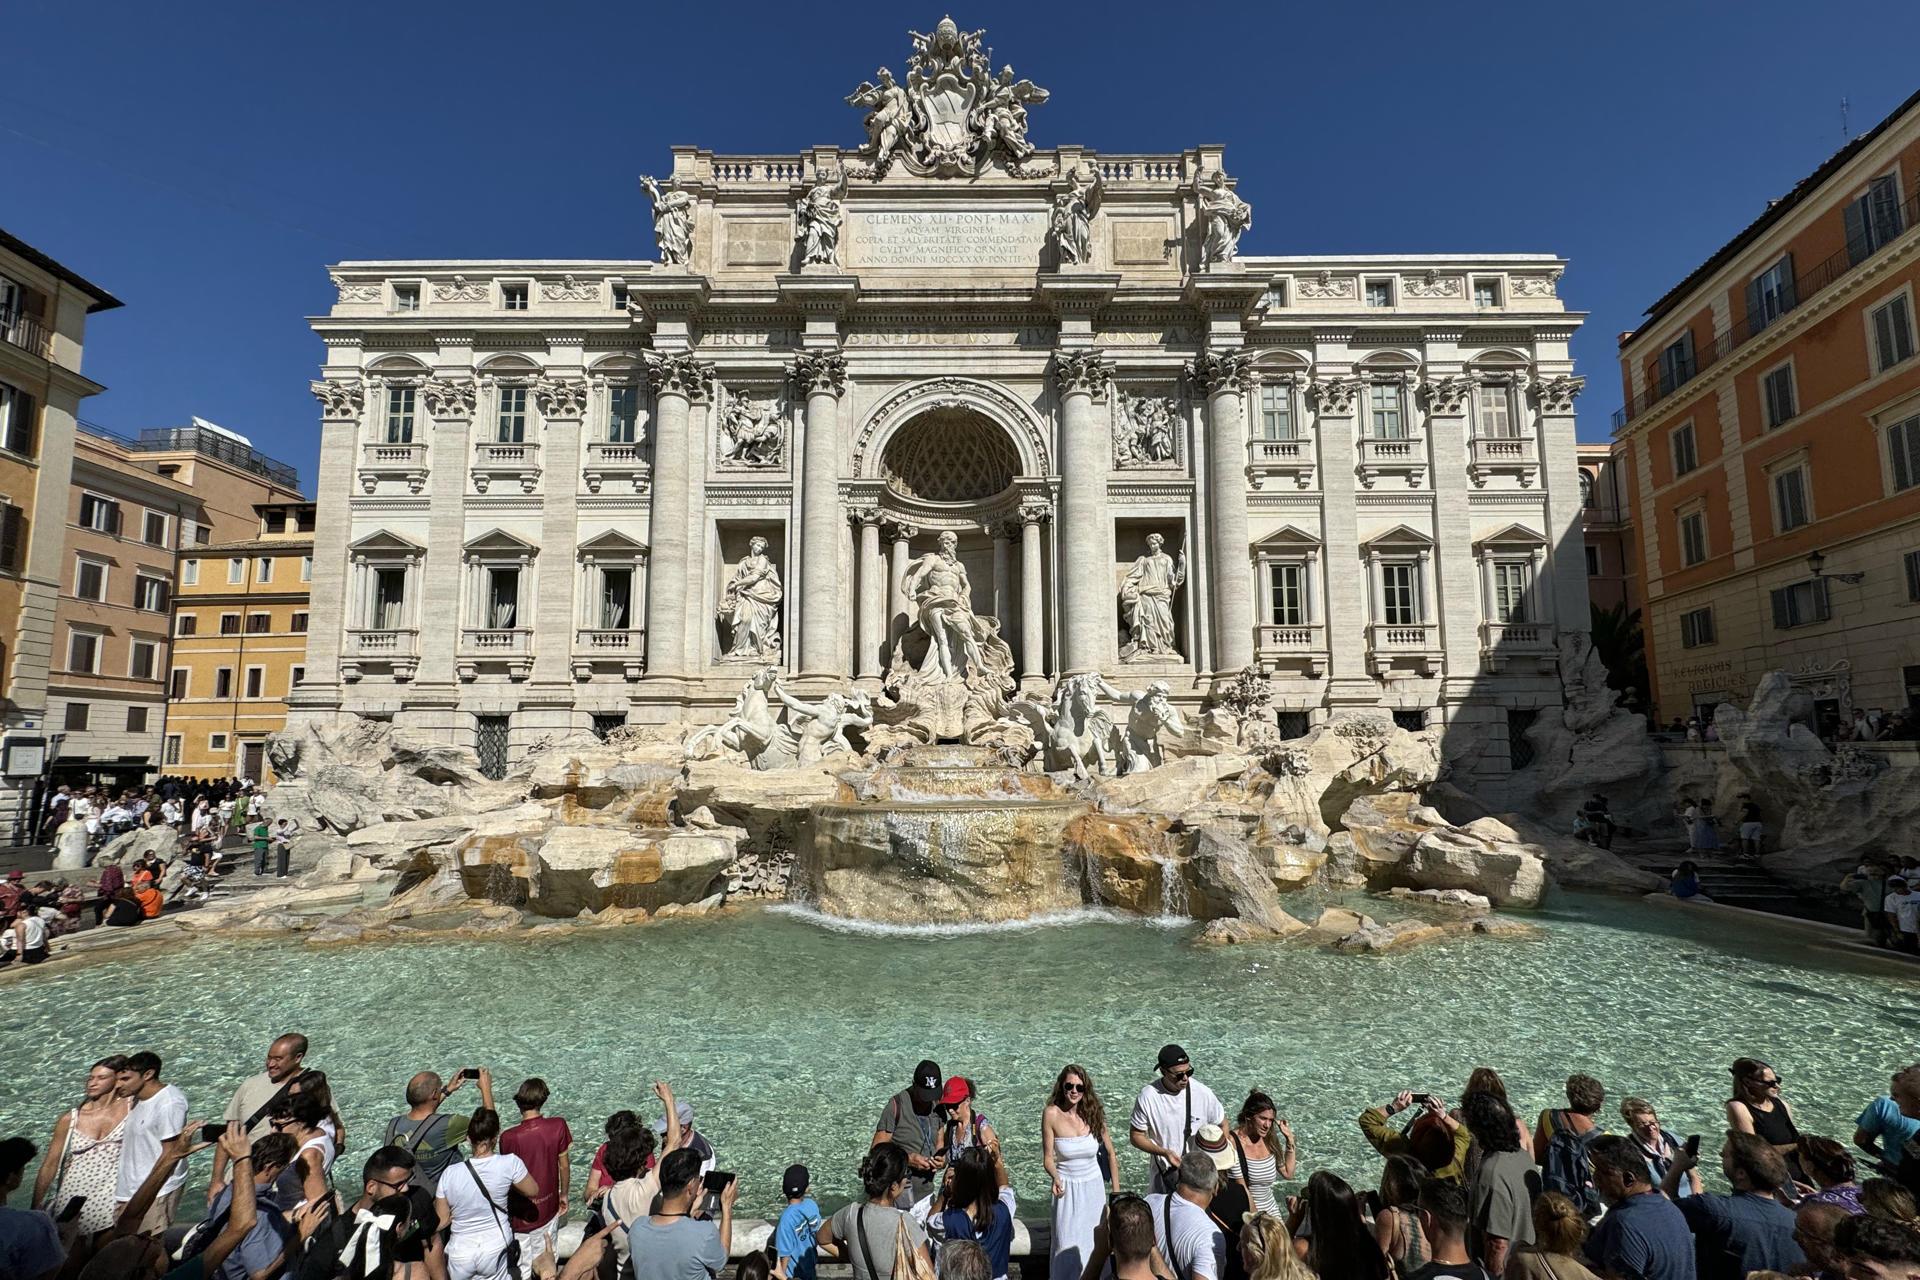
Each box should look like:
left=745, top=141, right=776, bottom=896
left=1366, top=622, right=1441, bottom=675
left=1245, top=437, right=1316, bottom=490
left=360, top=441, right=429, bottom=493
left=0, top=309, right=52, bottom=360
left=583, top=439, right=649, bottom=494
left=1254, top=623, right=1327, bottom=676
left=572, top=627, right=647, bottom=680
left=341, top=628, right=419, bottom=682
left=1480, top=619, right=1558, bottom=671
left=1355, top=435, right=1427, bottom=489
left=1613, top=187, right=1920, bottom=430
left=1467, top=435, right=1538, bottom=488
left=457, top=627, right=533, bottom=681
left=471, top=441, right=542, bottom=493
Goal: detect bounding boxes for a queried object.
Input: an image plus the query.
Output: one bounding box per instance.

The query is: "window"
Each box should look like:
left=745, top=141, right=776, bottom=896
left=610, top=282, right=629, bottom=312
left=182, top=558, right=199, bottom=586
left=78, top=493, right=119, bottom=534
left=385, top=386, right=416, bottom=444
left=1657, top=331, right=1696, bottom=396
left=1381, top=562, right=1419, bottom=625
left=163, top=734, right=182, bottom=766
left=1508, top=709, right=1538, bottom=770
left=501, top=282, right=529, bottom=311
left=1670, top=422, right=1698, bottom=475
left=1473, top=278, right=1502, bottom=308
left=590, top=712, right=627, bottom=741
left=1761, top=364, right=1797, bottom=428
left=485, top=567, right=521, bottom=629
left=392, top=282, right=420, bottom=313
left=1268, top=563, right=1306, bottom=626
left=209, top=732, right=229, bottom=752
left=1475, top=383, right=1516, bottom=438
left=374, top=568, right=407, bottom=629
left=1259, top=384, right=1294, bottom=440
left=133, top=574, right=169, bottom=612
left=1364, top=279, right=1393, bottom=308
left=497, top=386, right=528, bottom=442
left=1393, top=709, right=1427, bottom=733
left=1585, top=545, right=1601, bottom=577
left=67, top=629, right=98, bottom=672
left=1746, top=255, right=1797, bottom=334
left=64, top=703, right=88, bottom=732
left=1907, top=549, right=1920, bottom=602
left=244, top=667, right=264, bottom=698
left=176, top=613, right=197, bottom=636
left=74, top=558, right=106, bottom=601
left=219, top=613, right=240, bottom=635
left=129, top=639, right=157, bottom=680
left=0, top=382, right=38, bottom=457
left=184, top=520, right=208, bottom=546
left=228, top=557, right=245, bottom=584
left=1369, top=383, right=1406, bottom=439
left=1888, top=414, right=1920, bottom=492
left=1580, top=471, right=1596, bottom=507
left=142, top=510, right=168, bottom=546
left=1491, top=562, right=1530, bottom=623
left=1680, top=607, right=1716, bottom=649
left=257, top=557, right=273, bottom=582
left=1870, top=294, right=1915, bottom=373
left=245, top=613, right=271, bottom=634
left=300, top=555, right=312, bottom=583
left=214, top=668, right=233, bottom=698
left=608, top=384, right=640, bottom=443
left=290, top=665, right=306, bottom=689
left=1772, top=465, right=1810, bottom=532
left=0, top=502, right=25, bottom=573
left=597, top=567, right=633, bottom=629
left=290, top=611, right=309, bottom=633
left=1679, top=510, right=1707, bottom=567
left=169, top=669, right=187, bottom=700
left=126, top=705, right=148, bottom=734
left=1771, top=578, right=1831, bottom=629
left=1259, top=284, right=1287, bottom=310
left=1846, top=174, right=1904, bottom=265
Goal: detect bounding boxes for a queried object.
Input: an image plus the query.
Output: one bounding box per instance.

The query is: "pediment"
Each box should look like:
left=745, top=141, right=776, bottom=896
left=348, top=529, right=426, bottom=555
left=578, top=529, right=650, bottom=557
left=1254, top=524, right=1321, bottom=549
left=1360, top=522, right=1434, bottom=548
left=1473, top=522, right=1546, bottom=549
left=463, top=528, right=540, bottom=554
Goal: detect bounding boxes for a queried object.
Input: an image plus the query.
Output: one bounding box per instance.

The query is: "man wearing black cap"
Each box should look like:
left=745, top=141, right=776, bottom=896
left=876, top=1059, right=947, bottom=1204
left=1130, top=1045, right=1225, bottom=1195
left=775, top=1163, right=824, bottom=1280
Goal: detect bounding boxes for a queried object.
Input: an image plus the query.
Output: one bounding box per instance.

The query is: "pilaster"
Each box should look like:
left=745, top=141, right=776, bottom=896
left=1052, top=349, right=1114, bottom=674
left=1420, top=370, right=1483, bottom=699
left=530, top=374, right=587, bottom=687
left=1308, top=366, right=1374, bottom=704
left=414, top=371, right=477, bottom=688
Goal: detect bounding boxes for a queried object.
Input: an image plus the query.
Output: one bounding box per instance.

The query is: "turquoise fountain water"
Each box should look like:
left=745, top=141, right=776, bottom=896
left=0, top=894, right=1912, bottom=1216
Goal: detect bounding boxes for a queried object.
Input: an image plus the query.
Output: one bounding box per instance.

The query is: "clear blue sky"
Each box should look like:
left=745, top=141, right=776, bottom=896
left=7, top=0, right=1920, bottom=493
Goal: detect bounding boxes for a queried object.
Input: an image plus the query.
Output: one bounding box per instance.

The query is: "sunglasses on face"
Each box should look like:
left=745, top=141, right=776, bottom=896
left=1064, top=1082, right=1086, bottom=1094
left=1752, top=1076, right=1782, bottom=1088
left=1168, top=1069, right=1193, bottom=1080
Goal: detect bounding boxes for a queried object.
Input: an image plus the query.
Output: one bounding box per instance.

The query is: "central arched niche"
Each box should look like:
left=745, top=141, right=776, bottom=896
left=880, top=407, right=1021, bottom=503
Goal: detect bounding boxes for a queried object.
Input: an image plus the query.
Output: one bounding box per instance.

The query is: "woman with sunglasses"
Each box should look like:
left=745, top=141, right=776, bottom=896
left=1043, top=1064, right=1120, bottom=1280
left=1726, top=1057, right=1807, bottom=1186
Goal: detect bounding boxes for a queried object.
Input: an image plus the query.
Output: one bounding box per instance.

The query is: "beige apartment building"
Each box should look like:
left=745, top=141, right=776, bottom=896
left=0, top=229, right=121, bottom=841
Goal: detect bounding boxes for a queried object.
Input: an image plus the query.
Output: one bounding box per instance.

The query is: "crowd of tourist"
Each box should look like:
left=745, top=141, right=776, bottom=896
left=1658, top=706, right=1919, bottom=745
left=6, top=1034, right=1920, bottom=1280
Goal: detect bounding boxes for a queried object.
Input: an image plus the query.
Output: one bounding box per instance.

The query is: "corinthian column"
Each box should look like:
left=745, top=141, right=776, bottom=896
left=1189, top=350, right=1256, bottom=674
left=792, top=351, right=849, bottom=676
left=1052, top=349, right=1114, bottom=675
left=643, top=352, right=711, bottom=677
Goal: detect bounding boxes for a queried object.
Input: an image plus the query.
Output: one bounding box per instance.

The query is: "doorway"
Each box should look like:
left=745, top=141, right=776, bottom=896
left=241, top=740, right=266, bottom=783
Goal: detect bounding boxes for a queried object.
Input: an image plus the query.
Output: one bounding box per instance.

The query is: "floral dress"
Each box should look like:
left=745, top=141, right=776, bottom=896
left=49, top=1108, right=127, bottom=1235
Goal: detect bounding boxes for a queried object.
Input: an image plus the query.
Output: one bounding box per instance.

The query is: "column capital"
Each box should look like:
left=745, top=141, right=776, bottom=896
left=644, top=351, right=713, bottom=402
left=1307, top=375, right=1361, bottom=416
left=1185, top=349, right=1257, bottom=396
left=1418, top=374, right=1473, bottom=417
left=887, top=521, right=920, bottom=541
left=790, top=350, right=849, bottom=397
left=1018, top=500, right=1052, bottom=527
left=532, top=376, right=591, bottom=420
left=420, top=377, right=477, bottom=420
left=310, top=378, right=365, bottom=421
left=1529, top=373, right=1584, bottom=415
left=1051, top=348, right=1113, bottom=400
left=848, top=503, right=884, bottom=527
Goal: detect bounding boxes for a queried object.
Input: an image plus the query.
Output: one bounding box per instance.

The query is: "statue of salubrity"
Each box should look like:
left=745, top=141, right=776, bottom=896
left=1120, top=532, right=1186, bottom=662
left=718, top=536, right=782, bottom=659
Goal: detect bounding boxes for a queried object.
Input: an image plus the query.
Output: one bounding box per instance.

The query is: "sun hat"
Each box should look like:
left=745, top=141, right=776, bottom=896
left=1193, top=1123, right=1236, bottom=1171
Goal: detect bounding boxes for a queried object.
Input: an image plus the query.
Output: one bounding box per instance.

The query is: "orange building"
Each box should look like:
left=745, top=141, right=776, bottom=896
left=1577, top=442, right=1635, bottom=617
left=1615, top=89, right=1920, bottom=732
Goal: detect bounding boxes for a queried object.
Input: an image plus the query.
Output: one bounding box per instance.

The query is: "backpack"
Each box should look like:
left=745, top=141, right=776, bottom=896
left=1540, top=1110, right=1602, bottom=1216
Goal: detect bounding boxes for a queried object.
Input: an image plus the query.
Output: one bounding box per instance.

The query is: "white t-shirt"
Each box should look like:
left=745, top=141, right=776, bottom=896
left=440, top=1152, right=528, bottom=1243
left=1130, top=1080, right=1225, bottom=1159
left=1885, top=891, right=1920, bottom=934
left=4, top=915, right=48, bottom=952
left=116, top=1083, right=189, bottom=1201
left=1144, top=1193, right=1225, bottom=1280
left=68, top=796, right=94, bottom=819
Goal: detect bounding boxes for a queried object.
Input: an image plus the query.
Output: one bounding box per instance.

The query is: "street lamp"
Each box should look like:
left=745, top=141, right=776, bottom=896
left=1806, top=549, right=1865, bottom=585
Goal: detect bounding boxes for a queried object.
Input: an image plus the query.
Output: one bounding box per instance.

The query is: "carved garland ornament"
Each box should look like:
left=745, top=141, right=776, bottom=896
left=541, top=274, right=602, bottom=303
left=330, top=274, right=380, bottom=304
left=1295, top=271, right=1355, bottom=300
left=432, top=275, right=488, bottom=303
left=420, top=378, right=478, bottom=419
left=310, top=379, right=365, bottom=420
left=852, top=376, right=1050, bottom=479
left=1510, top=272, right=1562, bottom=299
left=1402, top=271, right=1463, bottom=300
left=532, top=376, right=591, bottom=419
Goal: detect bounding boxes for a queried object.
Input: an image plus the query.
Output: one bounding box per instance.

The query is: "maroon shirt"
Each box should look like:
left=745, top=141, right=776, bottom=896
left=501, top=1114, right=572, bottom=1231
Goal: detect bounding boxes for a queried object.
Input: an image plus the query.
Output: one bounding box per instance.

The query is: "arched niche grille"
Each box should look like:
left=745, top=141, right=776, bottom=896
left=879, top=408, right=1021, bottom=503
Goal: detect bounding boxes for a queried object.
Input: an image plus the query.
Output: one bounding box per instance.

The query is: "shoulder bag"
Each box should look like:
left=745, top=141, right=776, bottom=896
left=463, top=1158, right=524, bottom=1280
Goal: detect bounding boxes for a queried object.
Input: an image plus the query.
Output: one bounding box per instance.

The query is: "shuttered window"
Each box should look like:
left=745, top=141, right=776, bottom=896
left=1772, top=467, right=1810, bottom=532
left=1671, top=422, right=1698, bottom=475
left=0, top=504, right=26, bottom=573
left=0, top=383, right=37, bottom=458
left=1871, top=295, right=1916, bottom=373
left=1893, top=415, right=1920, bottom=492
left=1846, top=174, right=1904, bottom=265
left=1492, top=562, right=1530, bottom=622
left=1761, top=365, right=1797, bottom=428
left=1680, top=608, right=1716, bottom=649
left=1476, top=384, right=1516, bottom=438
left=1679, top=511, right=1707, bottom=567
left=1745, top=255, right=1797, bottom=335
left=1657, top=331, right=1696, bottom=395
left=1770, top=578, right=1830, bottom=629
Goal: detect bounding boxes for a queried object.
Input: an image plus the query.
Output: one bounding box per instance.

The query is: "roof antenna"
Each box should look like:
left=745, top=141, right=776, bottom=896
left=1841, top=96, right=1851, bottom=142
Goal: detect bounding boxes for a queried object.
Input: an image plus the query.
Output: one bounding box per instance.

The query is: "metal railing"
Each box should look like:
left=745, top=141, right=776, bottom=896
left=0, top=309, right=52, bottom=359
left=1614, top=188, right=1920, bottom=430
left=134, top=425, right=300, bottom=487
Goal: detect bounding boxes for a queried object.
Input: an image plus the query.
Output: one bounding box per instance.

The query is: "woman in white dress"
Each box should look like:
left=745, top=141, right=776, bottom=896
left=1042, top=1063, right=1121, bottom=1280
left=30, top=1056, right=131, bottom=1235
left=1226, top=1089, right=1296, bottom=1218
left=271, top=1091, right=338, bottom=1207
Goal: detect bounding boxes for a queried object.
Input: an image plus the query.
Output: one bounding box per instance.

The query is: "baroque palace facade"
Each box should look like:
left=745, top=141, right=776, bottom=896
left=294, top=18, right=1589, bottom=792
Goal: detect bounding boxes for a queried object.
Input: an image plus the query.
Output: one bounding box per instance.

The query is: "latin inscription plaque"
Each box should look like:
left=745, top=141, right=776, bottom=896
left=849, top=209, right=1048, bottom=268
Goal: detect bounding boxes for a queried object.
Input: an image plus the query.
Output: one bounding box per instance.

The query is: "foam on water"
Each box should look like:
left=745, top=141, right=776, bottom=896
left=768, top=902, right=1191, bottom=936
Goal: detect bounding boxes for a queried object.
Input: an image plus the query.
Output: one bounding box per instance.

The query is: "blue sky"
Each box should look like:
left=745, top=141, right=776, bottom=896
left=6, top=0, right=1920, bottom=493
